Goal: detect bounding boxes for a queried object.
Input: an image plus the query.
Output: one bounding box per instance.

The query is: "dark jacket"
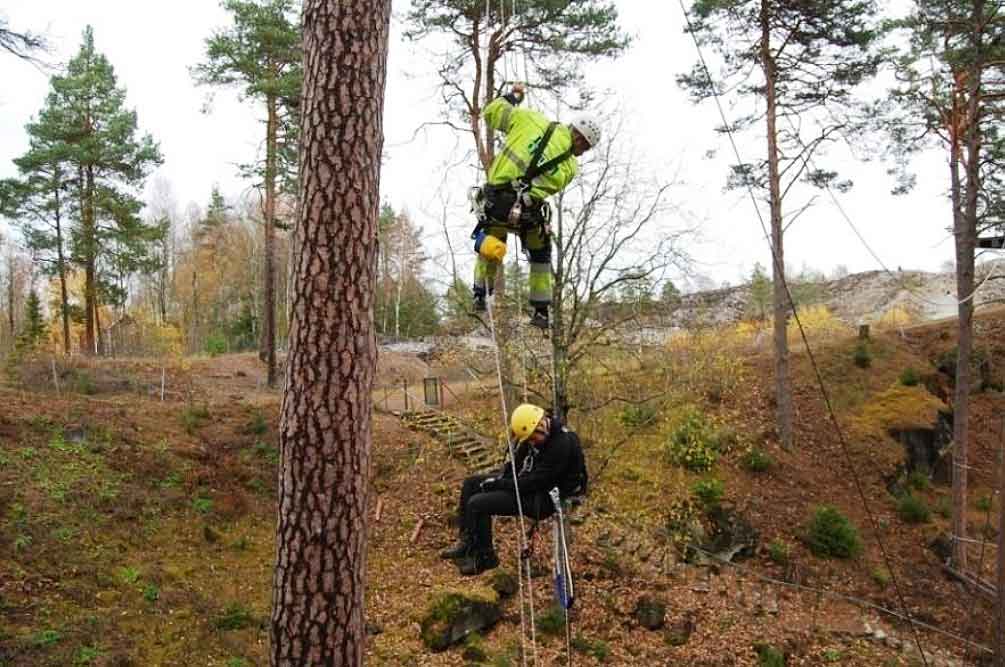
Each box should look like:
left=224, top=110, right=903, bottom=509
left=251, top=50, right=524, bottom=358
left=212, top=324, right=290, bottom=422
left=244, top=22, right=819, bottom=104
left=496, top=418, right=577, bottom=496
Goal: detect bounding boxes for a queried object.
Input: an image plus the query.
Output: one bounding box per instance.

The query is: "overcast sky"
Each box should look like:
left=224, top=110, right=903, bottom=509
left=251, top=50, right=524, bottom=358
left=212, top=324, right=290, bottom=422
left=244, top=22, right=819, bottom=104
left=0, top=1, right=956, bottom=293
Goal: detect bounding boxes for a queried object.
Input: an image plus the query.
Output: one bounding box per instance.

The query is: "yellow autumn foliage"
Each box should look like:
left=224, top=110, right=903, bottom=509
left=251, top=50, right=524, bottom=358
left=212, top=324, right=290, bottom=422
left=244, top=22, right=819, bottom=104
left=875, top=304, right=920, bottom=331
left=787, top=304, right=852, bottom=343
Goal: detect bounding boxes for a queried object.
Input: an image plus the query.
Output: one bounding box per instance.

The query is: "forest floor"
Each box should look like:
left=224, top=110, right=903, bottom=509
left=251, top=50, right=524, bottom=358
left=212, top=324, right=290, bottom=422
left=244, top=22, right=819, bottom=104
left=1, top=313, right=1004, bottom=665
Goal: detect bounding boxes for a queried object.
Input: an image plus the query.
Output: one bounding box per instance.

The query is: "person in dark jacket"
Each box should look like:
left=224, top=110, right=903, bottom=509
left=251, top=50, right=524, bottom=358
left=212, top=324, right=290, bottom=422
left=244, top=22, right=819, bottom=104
left=440, top=403, right=583, bottom=576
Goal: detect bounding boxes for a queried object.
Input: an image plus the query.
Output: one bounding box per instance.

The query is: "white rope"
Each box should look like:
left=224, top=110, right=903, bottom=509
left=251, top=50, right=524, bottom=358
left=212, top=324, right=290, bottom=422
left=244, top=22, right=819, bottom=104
left=486, top=296, right=539, bottom=667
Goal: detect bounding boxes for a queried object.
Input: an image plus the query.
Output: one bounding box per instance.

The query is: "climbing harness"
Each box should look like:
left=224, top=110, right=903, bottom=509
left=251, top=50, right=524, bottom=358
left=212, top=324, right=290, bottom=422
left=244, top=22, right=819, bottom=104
left=470, top=121, right=568, bottom=243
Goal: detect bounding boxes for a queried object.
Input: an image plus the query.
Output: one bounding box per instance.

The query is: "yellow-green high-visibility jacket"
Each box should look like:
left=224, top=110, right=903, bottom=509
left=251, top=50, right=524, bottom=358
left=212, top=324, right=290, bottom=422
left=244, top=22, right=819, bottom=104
left=483, top=97, right=578, bottom=202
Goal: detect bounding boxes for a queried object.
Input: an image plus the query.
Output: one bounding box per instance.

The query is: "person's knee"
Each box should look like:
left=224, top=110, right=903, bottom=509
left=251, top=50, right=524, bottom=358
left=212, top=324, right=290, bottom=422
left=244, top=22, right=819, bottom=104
left=527, top=245, right=551, bottom=263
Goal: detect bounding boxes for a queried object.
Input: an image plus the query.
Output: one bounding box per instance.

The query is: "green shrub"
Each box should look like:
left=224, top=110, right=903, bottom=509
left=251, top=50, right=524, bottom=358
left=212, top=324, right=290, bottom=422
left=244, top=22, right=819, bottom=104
left=75, top=371, right=97, bottom=395
left=182, top=405, right=210, bottom=434
left=143, top=584, right=160, bottom=603
left=666, top=407, right=719, bottom=472
left=245, top=411, right=268, bottom=436
left=899, top=367, right=920, bottom=386
left=907, top=470, right=930, bottom=492
left=117, top=566, right=140, bottom=585
left=742, top=447, right=773, bottom=473
left=896, top=494, right=930, bottom=524
left=75, top=647, right=101, bottom=665
left=935, top=496, right=952, bottom=518
left=767, top=539, right=790, bottom=565
left=572, top=634, right=611, bottom=661
left=853, top=343, right=872, bottom=369
left=822, top=648, right=844, bottom=662
left=254, top=441, right=279, bottom=465
left=192, top=497, right=213, bottom=514
left=215, top=602, right=254, bottom=631
left=205, top=334, right=227, bottom=357
left=691, top=477, right=724, bottom=509
left=805, top=505, right=862, bottom=559
left=619, top=403, right=659, bottom=429
left=976, top=495, right=994, bottom=512
left=32, top=629, right=61, bottom=646
left=754, top=643, right=786, bottom=666
left=535, top=605, right=567, bottom=636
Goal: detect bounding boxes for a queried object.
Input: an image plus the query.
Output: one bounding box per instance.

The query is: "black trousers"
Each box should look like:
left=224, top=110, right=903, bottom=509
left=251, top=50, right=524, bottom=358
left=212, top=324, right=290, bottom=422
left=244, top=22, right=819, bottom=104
left=457, top=474, right=555, bottom=553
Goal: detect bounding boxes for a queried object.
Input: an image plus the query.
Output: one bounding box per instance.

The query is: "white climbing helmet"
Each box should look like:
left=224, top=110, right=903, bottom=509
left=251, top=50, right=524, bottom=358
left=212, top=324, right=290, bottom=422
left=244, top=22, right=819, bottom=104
left=570, top=112, right=602, bottom=148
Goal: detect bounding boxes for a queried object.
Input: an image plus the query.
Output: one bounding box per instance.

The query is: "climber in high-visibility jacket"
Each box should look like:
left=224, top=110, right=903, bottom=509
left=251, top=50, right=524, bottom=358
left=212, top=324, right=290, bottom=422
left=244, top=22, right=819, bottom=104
left=471, top=82, right=603, bottom=329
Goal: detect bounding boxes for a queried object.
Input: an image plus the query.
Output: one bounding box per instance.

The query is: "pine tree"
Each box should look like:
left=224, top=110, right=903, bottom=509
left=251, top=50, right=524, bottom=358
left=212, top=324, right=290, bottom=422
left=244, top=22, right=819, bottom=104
left=0, top=102, right=74, bottom=354
left=748, top=262, right=772, bottom=321
left=271, top=1, right=391, bottom=662
left=193, top=0, right=303, bottom=388
left=678, top=0, right=883, bottom=450
left=17, top=289, right=47, bottom=353
left=46, top=26, right=162, bottom=355
left=405, top=0, right=630, bottom=172
left=661, top=280, right=682, bottom=310
left=884, top=0, right=1005, bottom=568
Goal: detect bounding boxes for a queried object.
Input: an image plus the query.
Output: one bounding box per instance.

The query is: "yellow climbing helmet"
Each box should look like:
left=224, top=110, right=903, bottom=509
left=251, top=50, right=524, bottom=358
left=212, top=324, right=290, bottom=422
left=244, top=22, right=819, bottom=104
left=510, top=403, right=545, bottom=443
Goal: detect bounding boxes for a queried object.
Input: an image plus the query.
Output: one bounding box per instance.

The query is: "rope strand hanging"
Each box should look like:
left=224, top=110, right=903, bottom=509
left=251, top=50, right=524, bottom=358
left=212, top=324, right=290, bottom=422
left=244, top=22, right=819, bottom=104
left=486, top=295, right=539, bottom=667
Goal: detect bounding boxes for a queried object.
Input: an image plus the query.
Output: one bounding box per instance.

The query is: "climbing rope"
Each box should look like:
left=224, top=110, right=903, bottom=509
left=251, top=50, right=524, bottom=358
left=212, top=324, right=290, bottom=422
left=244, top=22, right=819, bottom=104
left=486, top=295, right=539, bottom=667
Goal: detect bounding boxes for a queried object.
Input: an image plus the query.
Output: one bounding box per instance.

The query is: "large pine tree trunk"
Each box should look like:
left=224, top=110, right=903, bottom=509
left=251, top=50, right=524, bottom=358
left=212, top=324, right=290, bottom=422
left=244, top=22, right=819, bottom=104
left=951, top=1, right=985, bottom=569
left=265, top=95, right=278, bottom=388
left=269, top=1, right=390, bottom=664
left=83, top=166, right=97, bottom=355
left=55, top=217, right=71, bottom=355
left=761, top=4, right=792, bottom=451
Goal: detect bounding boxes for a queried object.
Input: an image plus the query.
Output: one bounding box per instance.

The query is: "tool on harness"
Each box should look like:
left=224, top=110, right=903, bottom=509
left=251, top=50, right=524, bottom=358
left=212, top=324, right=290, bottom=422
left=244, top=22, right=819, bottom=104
left=470, top=121, right=573, bottom=242
left=474, top=230, right=507, bottom=263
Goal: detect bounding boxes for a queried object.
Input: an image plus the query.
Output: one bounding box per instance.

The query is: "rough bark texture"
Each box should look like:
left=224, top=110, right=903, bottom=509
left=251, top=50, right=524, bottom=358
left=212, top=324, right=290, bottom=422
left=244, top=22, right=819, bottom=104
left=951, top=0, right=985, bottom=569
left=265, top=94, right=278, bottom=388
left=269, top=1, right=390, bottom=665
left=82, top=166, right=97, bottom=355
left=55, top=191, right=70, bottom=355
left=761, top=4, right=792, bottom=452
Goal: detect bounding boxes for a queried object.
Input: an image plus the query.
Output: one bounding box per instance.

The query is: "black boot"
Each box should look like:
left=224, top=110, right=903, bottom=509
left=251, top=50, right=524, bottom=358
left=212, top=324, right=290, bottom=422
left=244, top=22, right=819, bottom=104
left=529, top=307, right=549, bottom=330
left=457, top=550, right=500, bottom=576
left=439, top=540, right=472, bottom=561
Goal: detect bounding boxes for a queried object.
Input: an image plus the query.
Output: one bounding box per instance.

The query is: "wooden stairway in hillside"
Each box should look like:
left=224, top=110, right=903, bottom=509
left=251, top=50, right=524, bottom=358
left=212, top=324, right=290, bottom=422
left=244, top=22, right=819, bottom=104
left=399, top=410, right=503, bottom=474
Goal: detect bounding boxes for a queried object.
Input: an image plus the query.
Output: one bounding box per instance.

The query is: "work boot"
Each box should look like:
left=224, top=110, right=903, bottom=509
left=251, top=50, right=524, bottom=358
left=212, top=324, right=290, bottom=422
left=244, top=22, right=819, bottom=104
left=439, top=540, right=472, bottom=561
left=529, top=308, right=549, bottom=330
left=457, top=550, right=500, bottom=576
left=473, top=294, right=487, bottom=313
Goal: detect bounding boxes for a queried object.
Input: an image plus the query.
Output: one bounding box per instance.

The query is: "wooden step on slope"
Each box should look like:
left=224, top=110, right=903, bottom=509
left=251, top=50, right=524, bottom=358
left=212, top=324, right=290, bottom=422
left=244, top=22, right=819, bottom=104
left=399, top=409, right=503, bottom=473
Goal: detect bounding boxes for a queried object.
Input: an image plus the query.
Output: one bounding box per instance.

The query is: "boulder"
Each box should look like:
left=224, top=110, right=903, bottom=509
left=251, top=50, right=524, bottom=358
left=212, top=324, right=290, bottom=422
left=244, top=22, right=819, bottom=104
left=697, top=505, right=759, bottom=564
